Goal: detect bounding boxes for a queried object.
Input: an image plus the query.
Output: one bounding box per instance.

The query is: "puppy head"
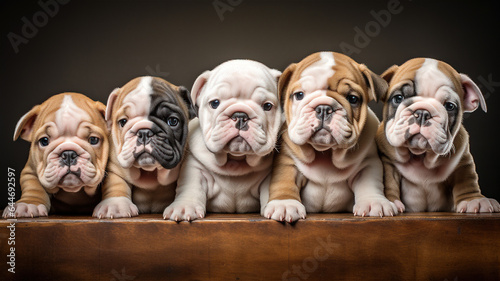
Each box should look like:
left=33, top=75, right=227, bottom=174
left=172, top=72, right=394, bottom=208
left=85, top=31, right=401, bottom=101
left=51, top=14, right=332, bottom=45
left=191, top=59, right=282, bottom=158
left=106, top=76, right=194, bottom=187
left=279, top=52, right=387, bottom=151
left=14, top=93, right=109, bottom=195
left=380, top=58, right=486, bottom=156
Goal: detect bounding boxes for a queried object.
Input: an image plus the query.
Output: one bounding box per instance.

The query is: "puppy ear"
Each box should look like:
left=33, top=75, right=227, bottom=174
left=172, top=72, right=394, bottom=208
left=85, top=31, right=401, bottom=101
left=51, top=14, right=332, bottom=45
left=14, top=105, right=41, bottom=142
left=381, top=65, right=399, bottom=83
left=269, top=69, right=282, bottom=80
left=278, top=63, right=297, bottom=109
left=178, top=86, right=197, bottom=119
left=94, top=101, right=106, bottom=119
left=105, top=88, right=121, bottom=127
left=358, top=64, right=388, bottom=102
left=460, top=74, right=487, bottom=113
left=191, top=70, right=211, bottom=113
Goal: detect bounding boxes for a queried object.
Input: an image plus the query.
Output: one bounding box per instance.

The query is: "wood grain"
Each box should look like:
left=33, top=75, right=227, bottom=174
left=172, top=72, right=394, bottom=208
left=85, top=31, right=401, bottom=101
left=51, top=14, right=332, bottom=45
left=1, top=213, right=499, bottom=281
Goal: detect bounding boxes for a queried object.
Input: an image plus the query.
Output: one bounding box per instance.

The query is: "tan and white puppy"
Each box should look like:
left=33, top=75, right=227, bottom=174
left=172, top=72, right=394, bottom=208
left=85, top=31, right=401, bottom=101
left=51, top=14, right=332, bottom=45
left=377, top=58, right=500, bottom=213
left=264, top=52, right=397, bottom=222
left=93, top=76, right=194, bottom=218
left=3, top=93, right=108, bottom=218
left=163, top=59, right=282, bottom=221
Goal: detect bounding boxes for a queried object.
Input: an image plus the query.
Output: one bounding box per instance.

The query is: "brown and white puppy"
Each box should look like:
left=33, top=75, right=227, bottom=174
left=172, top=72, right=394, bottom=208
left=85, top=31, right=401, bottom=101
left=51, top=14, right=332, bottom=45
left=3, top=93, right=108, bottom=218
left=264, top=52, right=397, bottom=222
left=93, top=76, right=194, bottom=218
left=377, top=58, right=500, bottom=213
left=163, top=59, right=282, bottom=221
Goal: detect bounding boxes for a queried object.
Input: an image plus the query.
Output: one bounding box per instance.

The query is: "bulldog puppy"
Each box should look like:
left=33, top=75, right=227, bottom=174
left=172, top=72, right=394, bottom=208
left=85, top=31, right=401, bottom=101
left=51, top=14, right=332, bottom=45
left=3, top=93, right=108, bottom=218
left=93, top=76, right=194, bottom=218
left=163, top=59, right=282, bottom=221
left=377, top=58, right=500, bottom=213
left=264, top=52, right=398, bottom=222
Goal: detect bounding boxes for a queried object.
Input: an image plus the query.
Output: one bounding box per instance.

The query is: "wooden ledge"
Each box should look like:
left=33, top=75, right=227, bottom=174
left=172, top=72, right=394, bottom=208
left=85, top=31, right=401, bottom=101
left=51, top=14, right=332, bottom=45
left=1, top=213, right=499, bottom=281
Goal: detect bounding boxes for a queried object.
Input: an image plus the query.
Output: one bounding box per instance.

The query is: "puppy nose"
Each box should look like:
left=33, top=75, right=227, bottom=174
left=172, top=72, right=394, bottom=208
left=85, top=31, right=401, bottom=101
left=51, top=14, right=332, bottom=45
left=137, top=129, right=154, bottom=145
left=413, top=109, right=432, bottom=126
left=61, top=150, right=78, bottom=166
left=315, top=105, right=334, bottom=121
left=231, top=112, right=249, bottom=130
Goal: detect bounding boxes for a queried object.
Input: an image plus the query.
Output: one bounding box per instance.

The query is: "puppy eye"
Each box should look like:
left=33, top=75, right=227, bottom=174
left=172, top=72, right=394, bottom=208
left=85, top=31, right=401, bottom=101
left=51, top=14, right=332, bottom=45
left=263, top=102, right=273, bottom=111
left=38, top=137, right=49, bottom=147
left=444, top=102, right=457, bottom=111
left=209, top=99, right=220, bottom=109
left=293, top=91, right=305, bottom=101
left=118, top=119, right=128, bottom=127
left=391, top=94, right=404, bottom=105
left=89, top=136, right=100, bottom=145
left=167, top=117, right=179, bottom=127
left=347, top=94, right=360, bottom=104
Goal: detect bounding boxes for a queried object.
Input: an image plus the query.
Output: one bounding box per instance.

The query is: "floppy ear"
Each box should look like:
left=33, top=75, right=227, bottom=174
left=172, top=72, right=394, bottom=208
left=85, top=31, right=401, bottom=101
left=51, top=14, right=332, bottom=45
left=357, top=64, right=388, bottom=102
left=278, top=63, right=297, bottom=109
left=460, top=73, right=487, bottom=113
left=191, top=70, right=211, bottom=114
left=14, top=105, right=41, bottom=142
left=94, top=101, right=106, bottom=119
left=379, top=65, right=400, bottom=102
left=105, top=88, right=121, bottom=127
left=178, top=86, right=197, bottom=119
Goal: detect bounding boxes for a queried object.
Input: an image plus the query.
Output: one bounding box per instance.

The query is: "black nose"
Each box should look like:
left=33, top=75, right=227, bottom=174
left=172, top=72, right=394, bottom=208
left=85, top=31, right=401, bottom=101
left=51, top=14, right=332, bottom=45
left=137, top=129, right=154, bottom=145
left=315, top=105, right=334, bottom=121
left=231, top=112, right=249, bottom=130
left=413, top=109, right=432, bottom=126
left=61, top=150, right=78, bottom=166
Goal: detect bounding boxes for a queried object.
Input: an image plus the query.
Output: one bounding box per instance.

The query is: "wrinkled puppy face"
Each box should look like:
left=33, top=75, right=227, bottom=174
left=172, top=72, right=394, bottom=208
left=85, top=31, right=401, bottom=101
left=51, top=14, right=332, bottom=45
left=107, top=76, right=193, bottom=182
left=191, top=60, right=282, bottom=157
left=381, top=58, right=487, bottom=156
left=280, top=52, right=384, bottom=151
left=14, top=93, right=109, bottom=195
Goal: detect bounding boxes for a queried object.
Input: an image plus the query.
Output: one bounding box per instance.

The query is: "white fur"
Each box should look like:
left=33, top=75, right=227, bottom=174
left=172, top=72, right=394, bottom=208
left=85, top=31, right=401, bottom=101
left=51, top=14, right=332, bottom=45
left=2, top=203, right=48, bottom=218
left=93, top=197, right=139, bottom=219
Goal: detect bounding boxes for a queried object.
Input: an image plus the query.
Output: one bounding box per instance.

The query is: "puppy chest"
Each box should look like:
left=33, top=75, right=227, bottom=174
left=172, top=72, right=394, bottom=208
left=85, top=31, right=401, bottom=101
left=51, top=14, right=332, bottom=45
left=300, top=181, right=354, bottom=212
left=401, top=179, right=452, bottom=212
left=205, top=174, right=264, bottom=213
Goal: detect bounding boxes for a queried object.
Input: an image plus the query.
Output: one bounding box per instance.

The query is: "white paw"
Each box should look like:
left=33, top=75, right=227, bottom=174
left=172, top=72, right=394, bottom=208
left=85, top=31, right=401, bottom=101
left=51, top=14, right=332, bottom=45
left=263, top=199, right=306, bottom=223
left=2, top=203, right=48, bottom=218
left=354, top=197, right=398, bottom=217
left=456, top=198, right=500, bottom=213
left=394, top=199, right=406, bottom=213
left=163, top=201, right=205, bottom=222
left=92, top=197, right=139, bottom=219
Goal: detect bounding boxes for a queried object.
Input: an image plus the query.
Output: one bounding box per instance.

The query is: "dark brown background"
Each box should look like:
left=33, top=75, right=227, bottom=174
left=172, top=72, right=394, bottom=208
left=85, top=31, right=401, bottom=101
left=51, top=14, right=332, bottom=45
left=1, top=0, right=499, bottom=207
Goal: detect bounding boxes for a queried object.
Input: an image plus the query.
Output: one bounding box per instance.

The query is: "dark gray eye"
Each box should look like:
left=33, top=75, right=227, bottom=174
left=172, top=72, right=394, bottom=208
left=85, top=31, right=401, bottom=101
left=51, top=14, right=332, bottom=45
left=391, top=94, right=404, bottom=105
left=209, top=99, right=220, bottom=109
left=444, top=102, right=457, bottom=111
left=167, top=117, right=179, bottom=127
left=118, top=119, right=128, bottom=127
left=89, top=136, right=100, bottom=145
left=347, top=95, right=359, bottom=104
left=263, top=102, right=273, bottom=111
left=39, top=137, right=49, bottom=147
left=293, top=91, right=304, bottom=101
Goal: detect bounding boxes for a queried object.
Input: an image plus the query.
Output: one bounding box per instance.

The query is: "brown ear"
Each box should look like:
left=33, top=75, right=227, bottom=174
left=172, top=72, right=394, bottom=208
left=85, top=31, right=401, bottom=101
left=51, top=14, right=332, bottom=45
left=358, top=64, right=388, bottom=102
left=381, top=65, right=399, bottom=83
left=278, top=63, right=297, bottom=109
left=14, top=105, right=41, bottom=142
left=105, top=88, right=121, bottom=128
left=178, top=85, right=197, bottom=119
left=94, top=101, right=106, bottom=119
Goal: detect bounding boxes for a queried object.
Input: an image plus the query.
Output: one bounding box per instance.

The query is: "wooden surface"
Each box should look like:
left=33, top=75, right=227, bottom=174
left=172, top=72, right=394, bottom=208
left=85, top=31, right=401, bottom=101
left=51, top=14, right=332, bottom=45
left=1, top=213, right=499, bottom=281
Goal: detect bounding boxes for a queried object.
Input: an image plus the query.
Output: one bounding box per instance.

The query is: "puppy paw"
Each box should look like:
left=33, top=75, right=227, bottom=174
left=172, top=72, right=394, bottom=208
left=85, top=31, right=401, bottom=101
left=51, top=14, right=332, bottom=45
left=394, top=200, right=406, bottom=213
left=354, top=197, right=398, bottom=217
left=2, top=203, right=48, bottom=218
left=93, top=197, right=139, bottom=219
left=263, top=199, right=306, bottom=223
left=456, top=198, right=500, bottom=213
left=163, top=201, right=205, bottom=222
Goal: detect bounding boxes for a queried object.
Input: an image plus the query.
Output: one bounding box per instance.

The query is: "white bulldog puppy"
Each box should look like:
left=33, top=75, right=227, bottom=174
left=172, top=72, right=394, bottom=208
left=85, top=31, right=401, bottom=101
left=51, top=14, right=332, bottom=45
left=163, top=59, right=282, bottom=221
